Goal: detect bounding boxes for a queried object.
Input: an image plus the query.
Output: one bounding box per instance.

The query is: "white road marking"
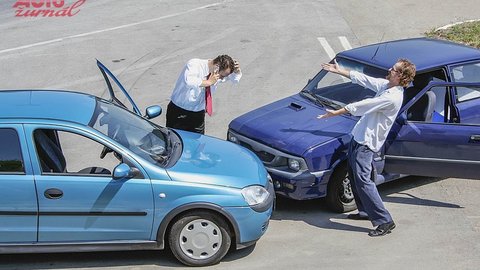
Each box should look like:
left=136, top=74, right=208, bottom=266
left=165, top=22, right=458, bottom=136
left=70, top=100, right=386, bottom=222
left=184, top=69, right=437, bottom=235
left=0, top=38, right=64, bottom=55
left=339, top=36, right=352, bottom=50
left=317, top=37, right=336, bottom=60
left=0, top=1, right=228, bottom=55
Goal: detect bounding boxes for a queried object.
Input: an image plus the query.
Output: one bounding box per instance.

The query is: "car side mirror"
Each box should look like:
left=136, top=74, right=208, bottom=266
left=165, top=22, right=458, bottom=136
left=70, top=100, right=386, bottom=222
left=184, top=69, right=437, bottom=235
left=113, top=163, right=139, bottom=179
left=145, top=105, right=162, bottom=119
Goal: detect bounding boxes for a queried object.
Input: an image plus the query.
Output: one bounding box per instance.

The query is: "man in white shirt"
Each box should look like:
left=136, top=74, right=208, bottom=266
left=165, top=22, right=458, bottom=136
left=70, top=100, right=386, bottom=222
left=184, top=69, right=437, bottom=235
left=318, top=59, right=416, bottom=237
left=166, top=55, right=242, bottom=134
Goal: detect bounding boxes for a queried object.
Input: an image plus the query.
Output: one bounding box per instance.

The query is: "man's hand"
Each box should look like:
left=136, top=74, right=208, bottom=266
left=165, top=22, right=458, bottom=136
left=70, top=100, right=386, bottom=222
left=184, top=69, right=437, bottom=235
left=317, top=109, right=336, bottom=119
left=321, top=59, right=340, bottom=73
left=321, top=59, right=350, bottom=78
left=208, top=73, right=220, bottom=86
left=317, top=107, right=348, bottom=119
left=233, top=60, right=241, bottom=74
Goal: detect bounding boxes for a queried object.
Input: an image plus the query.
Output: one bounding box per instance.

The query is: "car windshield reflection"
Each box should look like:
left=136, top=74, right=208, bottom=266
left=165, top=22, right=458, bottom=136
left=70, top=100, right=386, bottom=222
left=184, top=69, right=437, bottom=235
left=303, top=58, right=386, bottom=107
left=89, top=99, right=170, bottom=166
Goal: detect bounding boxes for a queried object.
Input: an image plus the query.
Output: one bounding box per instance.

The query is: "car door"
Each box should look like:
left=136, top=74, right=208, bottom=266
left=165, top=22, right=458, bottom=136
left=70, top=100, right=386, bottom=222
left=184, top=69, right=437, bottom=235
left=384, top=78, right=480, bottom=179
left=0, top=126, right=38, bottom=243
left=25, top=124, right=155, bottom=242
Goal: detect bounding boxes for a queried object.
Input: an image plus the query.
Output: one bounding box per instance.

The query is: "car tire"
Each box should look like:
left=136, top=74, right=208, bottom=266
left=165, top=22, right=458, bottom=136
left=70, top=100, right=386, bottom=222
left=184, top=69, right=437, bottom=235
left=326, top=163, right=357, bottom=213
left=168, top=211, right=231, bottom=267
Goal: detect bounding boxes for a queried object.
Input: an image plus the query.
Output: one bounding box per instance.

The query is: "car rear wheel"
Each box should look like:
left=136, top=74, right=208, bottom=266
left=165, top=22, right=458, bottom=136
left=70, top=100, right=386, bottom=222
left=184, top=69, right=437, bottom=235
left=168, top=211, right=231, bottom=266
left=326, top=164, right=357, bottom=213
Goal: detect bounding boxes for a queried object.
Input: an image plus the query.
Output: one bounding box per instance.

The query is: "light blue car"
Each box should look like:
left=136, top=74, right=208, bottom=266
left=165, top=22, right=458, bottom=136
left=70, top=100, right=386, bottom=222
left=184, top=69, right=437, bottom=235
left=0, top=60, right=274, bottom=267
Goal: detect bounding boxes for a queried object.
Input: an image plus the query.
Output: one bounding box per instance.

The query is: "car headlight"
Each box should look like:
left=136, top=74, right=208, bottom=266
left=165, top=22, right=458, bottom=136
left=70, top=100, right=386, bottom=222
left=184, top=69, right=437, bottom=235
left=242, top=185, right=269, bottom=205
left=228, top=132, right=239, bottom=144
left=288, top=159, right=301, bottom=171
left=241, top=185, right=272, bottom=212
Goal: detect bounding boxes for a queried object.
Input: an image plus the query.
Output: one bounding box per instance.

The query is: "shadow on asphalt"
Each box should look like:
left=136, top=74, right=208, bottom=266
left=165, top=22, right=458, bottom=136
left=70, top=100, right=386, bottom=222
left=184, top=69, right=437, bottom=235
left=0, top=250, right=182, bottom=269
left=0, top=244, right=256, bottom=269
left=0, top=236, right=255, bottom=269
left=271, top=196, right=372, bottom=233
left=271, top=176, right=462, bottom=232
left=379, top=176, right=462, bottom=208
left=0, top=177, right=461, bottom=269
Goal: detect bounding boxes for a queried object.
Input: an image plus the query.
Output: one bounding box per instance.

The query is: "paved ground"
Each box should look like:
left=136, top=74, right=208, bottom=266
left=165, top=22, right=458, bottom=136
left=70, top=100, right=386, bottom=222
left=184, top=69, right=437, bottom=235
left=1, top=0, right=480, bottom=269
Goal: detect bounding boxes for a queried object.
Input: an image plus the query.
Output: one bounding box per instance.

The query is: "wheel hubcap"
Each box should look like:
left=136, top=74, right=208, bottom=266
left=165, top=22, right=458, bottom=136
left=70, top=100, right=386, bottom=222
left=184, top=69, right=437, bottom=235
left=179, top=219, right=222, bottom=260
left=340, top=177, right=354, bottom=202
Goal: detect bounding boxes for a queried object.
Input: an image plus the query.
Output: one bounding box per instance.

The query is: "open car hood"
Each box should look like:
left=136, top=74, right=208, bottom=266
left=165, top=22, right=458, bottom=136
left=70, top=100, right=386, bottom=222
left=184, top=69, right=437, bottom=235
left=96, top=60, right=142, bottom=116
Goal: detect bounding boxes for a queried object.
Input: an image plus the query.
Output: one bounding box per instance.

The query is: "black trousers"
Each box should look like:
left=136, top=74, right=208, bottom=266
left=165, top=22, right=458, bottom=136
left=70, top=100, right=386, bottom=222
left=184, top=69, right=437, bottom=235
left=166, top=101, right=206, bottom=134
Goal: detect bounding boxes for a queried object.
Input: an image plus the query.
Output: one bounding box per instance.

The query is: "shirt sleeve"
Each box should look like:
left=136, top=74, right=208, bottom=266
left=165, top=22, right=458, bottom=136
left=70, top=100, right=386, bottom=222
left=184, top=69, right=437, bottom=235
left=350, top=70, right=388, bottom=93
left=183, top=60, right=203, bottom=88
left=221, top=71, right=242, bottom=84
left=345, top=95, right=393, bottom=116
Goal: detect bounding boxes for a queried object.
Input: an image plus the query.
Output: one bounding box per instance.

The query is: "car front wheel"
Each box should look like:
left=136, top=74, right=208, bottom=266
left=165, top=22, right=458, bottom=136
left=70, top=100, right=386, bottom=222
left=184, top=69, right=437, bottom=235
left=168, top=211, right=231, bottom=266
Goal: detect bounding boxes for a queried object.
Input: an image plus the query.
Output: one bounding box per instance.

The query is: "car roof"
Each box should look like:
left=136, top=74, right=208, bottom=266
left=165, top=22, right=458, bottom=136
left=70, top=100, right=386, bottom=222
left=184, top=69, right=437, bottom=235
left=338, top=38, right=480, bottom=71
left=0, top=90, right=97, bottom=125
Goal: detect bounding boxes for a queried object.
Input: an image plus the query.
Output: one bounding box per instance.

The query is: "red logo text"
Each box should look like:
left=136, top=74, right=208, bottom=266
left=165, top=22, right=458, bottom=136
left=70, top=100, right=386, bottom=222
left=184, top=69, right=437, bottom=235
left=13, top=0, right=86, bottom=17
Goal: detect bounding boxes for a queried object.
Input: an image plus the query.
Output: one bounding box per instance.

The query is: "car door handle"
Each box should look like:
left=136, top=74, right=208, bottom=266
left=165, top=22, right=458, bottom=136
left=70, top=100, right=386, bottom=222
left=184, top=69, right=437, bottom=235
left=44, top=188, right=63, bottom=199
left=470, top=135, right=480, bottom=142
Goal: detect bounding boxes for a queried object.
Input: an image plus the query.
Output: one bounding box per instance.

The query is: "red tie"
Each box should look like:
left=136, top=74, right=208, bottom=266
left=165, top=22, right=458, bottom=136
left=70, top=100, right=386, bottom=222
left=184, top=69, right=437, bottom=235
left=205, top=73, right=213, bottom=116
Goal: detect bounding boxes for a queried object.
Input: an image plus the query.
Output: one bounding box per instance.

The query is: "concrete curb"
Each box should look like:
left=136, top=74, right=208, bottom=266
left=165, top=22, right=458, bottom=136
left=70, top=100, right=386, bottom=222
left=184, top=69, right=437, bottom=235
left=435, top=19, right=480, bottom=31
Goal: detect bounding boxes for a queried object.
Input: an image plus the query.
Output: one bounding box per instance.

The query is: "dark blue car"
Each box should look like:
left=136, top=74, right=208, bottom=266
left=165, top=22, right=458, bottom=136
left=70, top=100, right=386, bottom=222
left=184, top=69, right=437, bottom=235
left=228, top=38, right=480, bottom=212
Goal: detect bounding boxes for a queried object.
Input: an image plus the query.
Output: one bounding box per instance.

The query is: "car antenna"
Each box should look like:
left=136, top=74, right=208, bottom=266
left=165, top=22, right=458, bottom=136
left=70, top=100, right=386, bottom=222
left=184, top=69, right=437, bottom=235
left=371, top=33, right=386, bottom=61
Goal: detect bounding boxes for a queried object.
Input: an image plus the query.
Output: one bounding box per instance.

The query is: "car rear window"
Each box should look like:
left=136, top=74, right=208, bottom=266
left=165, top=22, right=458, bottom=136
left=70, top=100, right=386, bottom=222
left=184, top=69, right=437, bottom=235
left=0, top=128, right=24, bottom=173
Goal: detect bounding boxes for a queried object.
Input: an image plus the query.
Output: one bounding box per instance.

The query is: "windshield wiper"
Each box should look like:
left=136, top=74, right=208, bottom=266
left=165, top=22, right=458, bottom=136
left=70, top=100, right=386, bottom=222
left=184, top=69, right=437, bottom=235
left=158, top=129, right=181, bottom=165
left=316, top=96, right=338, bottom=108
left=162, top=141, right=179, bottom=166
left=300, top=90, right=340, bottom=109
left=165, top=130, right=172, bottom=150
left=300, top=90, right=319, bottom=103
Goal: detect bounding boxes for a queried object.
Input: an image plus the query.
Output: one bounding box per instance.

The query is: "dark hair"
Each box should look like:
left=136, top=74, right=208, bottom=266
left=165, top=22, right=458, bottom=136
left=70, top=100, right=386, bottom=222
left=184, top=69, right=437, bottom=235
left=213, top=55, right=235, bottom=72
left=397, top=58, right=416, bottom=87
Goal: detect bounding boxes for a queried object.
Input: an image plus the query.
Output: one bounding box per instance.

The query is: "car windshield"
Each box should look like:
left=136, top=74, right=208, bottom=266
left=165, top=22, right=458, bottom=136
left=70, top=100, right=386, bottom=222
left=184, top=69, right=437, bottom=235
left=89, top=99, right=173, bottom=166
left=301, top=57, right=387, bottom=109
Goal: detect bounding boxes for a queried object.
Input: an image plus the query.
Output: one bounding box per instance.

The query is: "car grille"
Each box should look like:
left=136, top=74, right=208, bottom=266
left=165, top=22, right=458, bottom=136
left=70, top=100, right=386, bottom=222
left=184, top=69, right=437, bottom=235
left=229, top=131, right=295, bottom=167
left=239, top=141, right=275, bottom=162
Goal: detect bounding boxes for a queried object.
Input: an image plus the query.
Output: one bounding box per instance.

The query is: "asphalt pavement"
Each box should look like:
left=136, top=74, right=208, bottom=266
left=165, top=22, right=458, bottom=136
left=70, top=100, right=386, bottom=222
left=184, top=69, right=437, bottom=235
left=1, top=0, right=479, bottom=269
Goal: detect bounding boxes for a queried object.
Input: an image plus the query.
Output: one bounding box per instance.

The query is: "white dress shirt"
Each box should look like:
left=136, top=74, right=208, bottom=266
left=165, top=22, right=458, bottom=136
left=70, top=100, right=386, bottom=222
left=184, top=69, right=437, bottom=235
left=170, top=58, right=242, bottom=112
left=344, top=70, right=404, bottom=152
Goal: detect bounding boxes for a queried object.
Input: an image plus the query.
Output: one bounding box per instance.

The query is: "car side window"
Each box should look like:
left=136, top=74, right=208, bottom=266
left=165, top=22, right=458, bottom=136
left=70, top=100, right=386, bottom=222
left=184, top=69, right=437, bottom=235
left=428, top=86, right=448, bottom=123
left=34, top=129, right=121, bottom=176
left=0, top=128, right=24, bottom=173
left=404, top=71, right=449, bottom=123
left=451, top=63, right=480, bottom=102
